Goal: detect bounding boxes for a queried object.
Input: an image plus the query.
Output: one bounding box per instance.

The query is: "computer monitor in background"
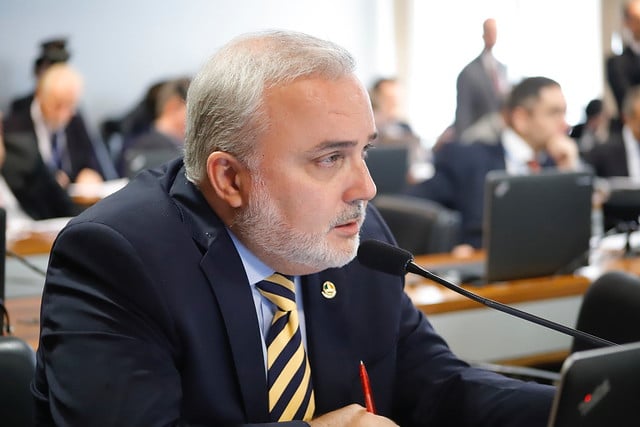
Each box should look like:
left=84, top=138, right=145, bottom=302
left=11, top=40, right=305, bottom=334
left=483, top=170, right=593, bottom=283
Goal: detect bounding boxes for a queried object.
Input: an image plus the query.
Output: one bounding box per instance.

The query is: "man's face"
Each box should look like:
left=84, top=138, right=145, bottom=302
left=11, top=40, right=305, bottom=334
left=483, top=19, right=498, bottom=50
left=233, top=74, right=377, bottom=275
left=519, top=85, right=568, bottom=151
left=38, top=83, right=80, bottom=131
left=624, top=100, right=640, bottom=141
left=627, top=1, right=640, bottom=42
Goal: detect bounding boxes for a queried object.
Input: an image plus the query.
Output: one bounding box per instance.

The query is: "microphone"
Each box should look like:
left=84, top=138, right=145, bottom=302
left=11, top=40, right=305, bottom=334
left=357, top=239, right=616, bottom=349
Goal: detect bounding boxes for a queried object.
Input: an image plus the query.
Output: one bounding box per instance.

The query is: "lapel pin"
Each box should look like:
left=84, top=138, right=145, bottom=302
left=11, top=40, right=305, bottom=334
left=321, top=281, right=337, bottom=299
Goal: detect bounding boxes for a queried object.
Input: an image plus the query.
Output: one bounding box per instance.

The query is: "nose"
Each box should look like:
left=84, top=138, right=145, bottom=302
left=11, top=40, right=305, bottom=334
left=345, top=157, right=377, bottom=203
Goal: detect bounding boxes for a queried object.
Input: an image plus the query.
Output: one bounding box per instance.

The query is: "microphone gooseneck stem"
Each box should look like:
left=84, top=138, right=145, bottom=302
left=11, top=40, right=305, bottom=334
left=406, top=262, right=617, bottom=349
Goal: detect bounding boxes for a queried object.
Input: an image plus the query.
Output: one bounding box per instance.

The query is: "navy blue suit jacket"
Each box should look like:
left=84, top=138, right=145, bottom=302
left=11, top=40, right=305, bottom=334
left=3, top=106, right=104, bottom=181
left=33, top=159, right=553, bottom=426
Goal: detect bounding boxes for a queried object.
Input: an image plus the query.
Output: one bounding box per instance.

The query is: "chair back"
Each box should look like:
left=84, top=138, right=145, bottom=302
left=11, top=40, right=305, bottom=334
left=372, top=194, right=460, bottom=254
left=571, top=270, right=640, bottom=353
left=0, top=336, right=36, bottom=427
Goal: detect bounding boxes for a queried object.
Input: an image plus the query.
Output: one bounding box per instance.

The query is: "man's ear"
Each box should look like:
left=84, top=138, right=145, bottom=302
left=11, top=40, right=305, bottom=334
left=205, top=152, right=246, bottom=208
left=510, top=106, right=529, bottom=135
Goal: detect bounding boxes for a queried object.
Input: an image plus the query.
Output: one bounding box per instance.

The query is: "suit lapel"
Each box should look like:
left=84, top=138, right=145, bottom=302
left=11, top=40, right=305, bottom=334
left=301, top=269, right=360, bottom=415
left=199, top=232, right=270, bottom=422
left=169, top=168, right=269, bottom=421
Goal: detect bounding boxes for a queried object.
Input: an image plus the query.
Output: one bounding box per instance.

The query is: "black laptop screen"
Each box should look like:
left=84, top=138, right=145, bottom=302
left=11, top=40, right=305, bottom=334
left=483, top=171, right=593, bottom=282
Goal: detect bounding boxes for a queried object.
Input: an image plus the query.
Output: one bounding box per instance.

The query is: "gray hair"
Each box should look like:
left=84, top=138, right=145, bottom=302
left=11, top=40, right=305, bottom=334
left=183, top=30, right=356, bottom=184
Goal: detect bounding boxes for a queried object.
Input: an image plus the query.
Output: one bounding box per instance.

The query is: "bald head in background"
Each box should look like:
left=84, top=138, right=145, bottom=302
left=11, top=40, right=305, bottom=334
left=482, top=18, right=498, bottom=52
left=36, top=63, right=84, bottom=132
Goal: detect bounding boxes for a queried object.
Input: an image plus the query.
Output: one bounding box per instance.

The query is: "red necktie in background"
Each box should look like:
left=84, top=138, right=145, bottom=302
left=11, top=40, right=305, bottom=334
left=527, top=159, right=541, bottom=174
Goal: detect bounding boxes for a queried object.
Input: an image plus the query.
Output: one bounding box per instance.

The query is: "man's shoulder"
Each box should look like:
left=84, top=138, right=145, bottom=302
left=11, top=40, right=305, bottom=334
left=130, top=130, right=179, bottom=151
left=3, top=108, right=33, bottom=133
left=457, top=55, right=483, bottom=78
left=437, top=140, right=502, bottom=160
left=71, top=162, right=183, bottom=230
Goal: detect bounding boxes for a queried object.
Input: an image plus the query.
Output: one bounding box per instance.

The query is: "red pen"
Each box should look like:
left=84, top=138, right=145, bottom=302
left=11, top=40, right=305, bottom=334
left=359, top=360, right=376, bottom=414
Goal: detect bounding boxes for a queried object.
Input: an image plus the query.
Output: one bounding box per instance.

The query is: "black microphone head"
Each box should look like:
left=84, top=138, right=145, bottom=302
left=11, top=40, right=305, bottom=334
left=357, top=239, right=414, bottom=276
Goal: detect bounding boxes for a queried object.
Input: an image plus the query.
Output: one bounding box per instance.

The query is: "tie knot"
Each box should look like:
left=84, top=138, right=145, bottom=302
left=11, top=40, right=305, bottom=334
left=256, top=273, right=296, bottom=312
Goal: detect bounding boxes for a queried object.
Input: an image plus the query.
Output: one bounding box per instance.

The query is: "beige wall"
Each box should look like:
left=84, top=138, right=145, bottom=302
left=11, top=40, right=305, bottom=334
left=602, top=0, right=625, bottom=116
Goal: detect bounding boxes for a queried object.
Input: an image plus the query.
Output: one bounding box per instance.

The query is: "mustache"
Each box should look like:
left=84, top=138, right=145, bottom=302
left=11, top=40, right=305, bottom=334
left=331, top=201, right=365, bottom=227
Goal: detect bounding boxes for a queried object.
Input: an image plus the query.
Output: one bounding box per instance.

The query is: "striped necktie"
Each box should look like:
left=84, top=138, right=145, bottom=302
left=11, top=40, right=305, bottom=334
left=256, top=273, right=315, bottom=422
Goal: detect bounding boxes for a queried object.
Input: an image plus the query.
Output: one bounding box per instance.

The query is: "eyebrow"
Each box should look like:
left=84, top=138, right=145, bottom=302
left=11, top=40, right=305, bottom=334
left=307, top=132, right=378, bottom=155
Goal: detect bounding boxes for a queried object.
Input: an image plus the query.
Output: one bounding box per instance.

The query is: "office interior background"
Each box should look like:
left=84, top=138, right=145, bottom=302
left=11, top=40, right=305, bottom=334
left=0, top=0, right=627, bottom=148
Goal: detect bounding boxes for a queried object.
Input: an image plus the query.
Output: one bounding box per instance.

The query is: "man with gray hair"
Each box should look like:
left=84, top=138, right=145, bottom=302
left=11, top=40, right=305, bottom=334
left=33, top=30, right=554, bottom=426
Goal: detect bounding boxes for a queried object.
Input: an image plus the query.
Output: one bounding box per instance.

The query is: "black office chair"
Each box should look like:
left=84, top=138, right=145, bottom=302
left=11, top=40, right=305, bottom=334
left=571, top=270, right=640, bottom=353
left=0, top=335, right=36, bottom=427
left=372, top=194, right=461, bottom=254
left=477, top=270, right=640, bottom=385
left=601, top=187, right=640, bottom=231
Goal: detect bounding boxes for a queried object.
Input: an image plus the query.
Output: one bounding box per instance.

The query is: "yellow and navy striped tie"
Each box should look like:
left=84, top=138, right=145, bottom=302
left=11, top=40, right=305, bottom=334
left=257, top=273, right=315, bottom=421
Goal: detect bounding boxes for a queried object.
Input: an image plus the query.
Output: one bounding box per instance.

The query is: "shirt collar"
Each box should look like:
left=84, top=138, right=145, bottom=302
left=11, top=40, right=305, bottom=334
left=502, top=127, right=535, bottom=166
left=227, top=229, right=274, bottom=287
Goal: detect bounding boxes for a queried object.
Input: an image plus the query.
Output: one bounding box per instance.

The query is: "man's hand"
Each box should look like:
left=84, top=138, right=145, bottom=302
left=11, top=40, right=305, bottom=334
left=546, top=134, right=579, bottom=171
left=308, top=404, right=399, bottom=427
left=75, top=168, right=104, bottom=184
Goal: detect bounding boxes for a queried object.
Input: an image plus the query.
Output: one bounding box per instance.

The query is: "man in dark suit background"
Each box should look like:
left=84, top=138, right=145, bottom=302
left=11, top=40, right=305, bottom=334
left=120, top=77, right=190, bottom=178
left=4, top=63, right=105, bottom=187
left=33, top=30, right=554, bottom=426
left=454, top=18, right=509, bottom=137
left=607, top=0, right=640, bottom=130
left=584, top=85, right=640, bottom=178
left=2, top=63, right=107, bottom=218
left=407, top=77, right=580, bottom=250
left=9, top=38, right=71, bottom=115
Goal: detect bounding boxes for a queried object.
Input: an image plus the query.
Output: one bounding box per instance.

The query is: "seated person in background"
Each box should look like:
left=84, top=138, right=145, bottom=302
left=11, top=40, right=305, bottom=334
left=3, top=63, right=105, bottom=189
left=406, top=76, right=580, bottom=249
left=33, top=30, right=554, bottom=426
left=121, top=77, right=190, bottom=177
left=0, top=111, right=64, bottom=224
left=369, top=77, right=429, bottom=182
left=2, top=131, right=80, bottom=220
left=583, top=87, right=640, bottom=178
left=9, top=37, right=70, bottom=114
left=570, top=98, right=609, bottom=154
left=104, top=78, right=170, bottom=176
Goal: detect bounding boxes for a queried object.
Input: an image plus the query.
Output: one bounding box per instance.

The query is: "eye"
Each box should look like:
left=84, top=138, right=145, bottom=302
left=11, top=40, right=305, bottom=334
left=318, top=152, right=344, bottom=167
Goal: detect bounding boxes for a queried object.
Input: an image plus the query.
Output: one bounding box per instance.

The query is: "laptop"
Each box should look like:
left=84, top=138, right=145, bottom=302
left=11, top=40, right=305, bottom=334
left=432, top=170, right=593, bottom=284
left=547, top=341, right=640, bottom=427
left=366, top=145, right=409, bottom=195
